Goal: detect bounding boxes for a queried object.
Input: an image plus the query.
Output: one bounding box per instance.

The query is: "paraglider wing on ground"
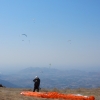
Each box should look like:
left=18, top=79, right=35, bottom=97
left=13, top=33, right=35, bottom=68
left=20, top=91, right=95, bottom=100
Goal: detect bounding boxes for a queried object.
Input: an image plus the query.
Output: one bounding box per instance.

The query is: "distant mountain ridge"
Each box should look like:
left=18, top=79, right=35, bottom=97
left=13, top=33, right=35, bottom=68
left=0, top=67, right=100, bottom=89
left=0, top=79, right=19, bottom=88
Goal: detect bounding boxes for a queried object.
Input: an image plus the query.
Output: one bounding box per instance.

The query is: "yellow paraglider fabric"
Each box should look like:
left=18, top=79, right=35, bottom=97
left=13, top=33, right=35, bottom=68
left=20, top=91, right=95, bottom=100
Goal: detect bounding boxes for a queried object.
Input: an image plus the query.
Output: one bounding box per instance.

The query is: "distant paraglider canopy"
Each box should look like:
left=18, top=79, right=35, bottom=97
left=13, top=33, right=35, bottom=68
left=49, top=63, right=51, bottom=66
left=22, top=34, right=27, bottom=37
left=19, top=34, right=30, bottom=42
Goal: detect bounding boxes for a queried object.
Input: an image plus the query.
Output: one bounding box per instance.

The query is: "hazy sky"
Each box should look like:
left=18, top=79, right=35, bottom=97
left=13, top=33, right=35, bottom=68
left=0, top=0, right=100, bottom=72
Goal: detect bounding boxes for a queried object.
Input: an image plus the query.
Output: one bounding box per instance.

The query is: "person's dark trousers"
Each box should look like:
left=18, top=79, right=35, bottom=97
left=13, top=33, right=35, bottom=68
left=33, top=87, right=39, bottom=92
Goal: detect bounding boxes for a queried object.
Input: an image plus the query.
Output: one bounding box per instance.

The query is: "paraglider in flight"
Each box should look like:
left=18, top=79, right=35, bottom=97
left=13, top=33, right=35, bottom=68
left=22, top=34, right=27, bottom=37
left=67, top=40, right=71, bottom=42
left=49, top=63, right=51, bottom=68
left=67, top=40, right=71, bottom=44
left=49, top=63, right=51, bottom=66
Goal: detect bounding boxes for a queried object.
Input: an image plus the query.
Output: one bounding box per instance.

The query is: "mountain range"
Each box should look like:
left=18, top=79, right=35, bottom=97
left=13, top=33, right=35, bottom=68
left=0, top=67, right=100, bottom=89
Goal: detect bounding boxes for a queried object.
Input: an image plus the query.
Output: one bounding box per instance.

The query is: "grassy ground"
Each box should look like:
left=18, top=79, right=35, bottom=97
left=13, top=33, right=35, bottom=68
left=0, top=87, right=100, bottom=100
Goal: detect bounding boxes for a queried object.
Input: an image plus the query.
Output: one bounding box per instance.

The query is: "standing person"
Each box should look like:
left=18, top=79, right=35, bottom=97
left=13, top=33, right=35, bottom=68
left=33, top=76, right=40, bottom=92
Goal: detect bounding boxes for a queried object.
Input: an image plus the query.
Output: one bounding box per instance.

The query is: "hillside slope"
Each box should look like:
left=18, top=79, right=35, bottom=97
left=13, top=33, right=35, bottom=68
left=0, top=87, right=100, bottom=100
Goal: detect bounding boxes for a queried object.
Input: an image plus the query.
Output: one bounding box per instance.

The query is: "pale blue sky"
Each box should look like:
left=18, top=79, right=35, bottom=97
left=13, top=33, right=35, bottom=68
left=0, top=0, right=100, bottom=72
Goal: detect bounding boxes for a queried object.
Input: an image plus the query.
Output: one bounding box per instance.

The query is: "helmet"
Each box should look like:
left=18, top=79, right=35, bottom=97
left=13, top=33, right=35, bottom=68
left=35, top=76, right=38, bottom=79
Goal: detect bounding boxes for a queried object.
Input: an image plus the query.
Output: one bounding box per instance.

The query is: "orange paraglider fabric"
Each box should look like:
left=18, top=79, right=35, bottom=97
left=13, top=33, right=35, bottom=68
left=20, top=91, right=95, bottom=100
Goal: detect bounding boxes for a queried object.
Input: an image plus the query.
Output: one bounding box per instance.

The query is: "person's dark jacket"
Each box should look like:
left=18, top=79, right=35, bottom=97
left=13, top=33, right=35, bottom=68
left=33, top=77, right=40, bottom=88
